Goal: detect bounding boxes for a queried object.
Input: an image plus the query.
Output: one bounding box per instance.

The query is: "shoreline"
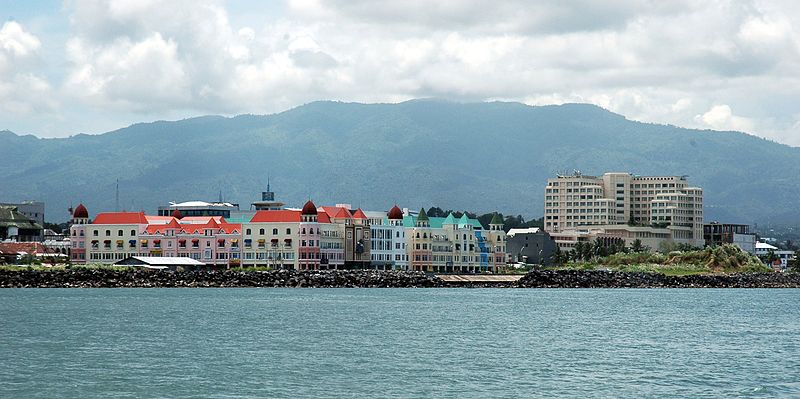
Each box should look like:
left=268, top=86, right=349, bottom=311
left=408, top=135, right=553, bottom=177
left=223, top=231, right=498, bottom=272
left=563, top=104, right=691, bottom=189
left=2, top=269, right=800, bottom=288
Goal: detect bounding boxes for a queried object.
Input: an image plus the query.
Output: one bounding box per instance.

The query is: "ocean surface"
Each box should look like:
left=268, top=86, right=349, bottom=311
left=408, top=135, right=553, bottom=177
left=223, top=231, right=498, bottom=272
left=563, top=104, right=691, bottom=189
left=1, top=289, right=798, bottom=398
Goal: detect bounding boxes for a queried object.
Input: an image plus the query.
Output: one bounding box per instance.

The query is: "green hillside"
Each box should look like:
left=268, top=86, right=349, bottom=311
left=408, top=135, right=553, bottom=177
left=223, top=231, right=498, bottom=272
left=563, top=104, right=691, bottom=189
left=1, top=100, right=798, bottom=223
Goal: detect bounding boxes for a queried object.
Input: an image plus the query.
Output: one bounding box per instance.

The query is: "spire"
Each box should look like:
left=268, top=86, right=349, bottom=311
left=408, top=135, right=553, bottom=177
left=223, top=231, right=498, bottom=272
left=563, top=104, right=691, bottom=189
left=442, top=213, right=456, bottom=225
left=490, top=212, right=503, bottom=225
left=417, top=207, right=429, bottom=221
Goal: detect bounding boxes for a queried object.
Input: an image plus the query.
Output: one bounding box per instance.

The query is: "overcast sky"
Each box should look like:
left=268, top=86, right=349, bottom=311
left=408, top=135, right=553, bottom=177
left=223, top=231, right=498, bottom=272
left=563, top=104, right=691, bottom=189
left=2, top=0, right=799, bottom=146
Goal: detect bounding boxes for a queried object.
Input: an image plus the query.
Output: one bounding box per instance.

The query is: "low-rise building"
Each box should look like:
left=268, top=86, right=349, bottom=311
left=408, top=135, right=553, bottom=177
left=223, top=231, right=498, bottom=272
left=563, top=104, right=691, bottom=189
left=0, top=205, right=44, bottom=242
left=506, top=228, right=558, bottom=265
left=755, top=242, right=795, bottom=270
left=1, top=201, right=45, bottom=226
left=704, top=222, right=756, bottom=254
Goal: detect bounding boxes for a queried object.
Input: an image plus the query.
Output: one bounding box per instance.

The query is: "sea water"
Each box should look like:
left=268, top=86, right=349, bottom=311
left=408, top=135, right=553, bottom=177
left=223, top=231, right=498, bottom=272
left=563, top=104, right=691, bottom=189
left=1, top=288, right=798, bottom=398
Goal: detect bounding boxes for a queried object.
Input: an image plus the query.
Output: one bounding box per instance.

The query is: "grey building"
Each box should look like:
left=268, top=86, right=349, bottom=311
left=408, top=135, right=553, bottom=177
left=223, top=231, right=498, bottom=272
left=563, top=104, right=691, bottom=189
left=0, top=205, right=43, bottom=242
left=0, top=201, right=44, bottom=226
left=506, top=228, right=558, bottom=265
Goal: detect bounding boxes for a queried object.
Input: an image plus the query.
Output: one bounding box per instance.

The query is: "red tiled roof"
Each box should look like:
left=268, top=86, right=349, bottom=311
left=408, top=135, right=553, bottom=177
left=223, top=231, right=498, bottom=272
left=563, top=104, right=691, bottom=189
left=320, top=206, right=352, bottom=219
left=250, top=210, right=302, bottom=223
left=352, top=208, right=367, bottom=219
left=145, top=216, right=173, bottom=224
left=92, top=212, right=148, bottom=225
left=0, top=242, right=54, bottom=255
left=317, top=210, right=331, bottom=223
left=180, top=216, right=223, bottom=224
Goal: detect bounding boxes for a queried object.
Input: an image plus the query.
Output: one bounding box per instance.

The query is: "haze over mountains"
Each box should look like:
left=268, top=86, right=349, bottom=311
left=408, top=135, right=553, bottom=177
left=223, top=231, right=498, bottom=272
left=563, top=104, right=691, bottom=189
left=1, top=100, right=798, bottom=224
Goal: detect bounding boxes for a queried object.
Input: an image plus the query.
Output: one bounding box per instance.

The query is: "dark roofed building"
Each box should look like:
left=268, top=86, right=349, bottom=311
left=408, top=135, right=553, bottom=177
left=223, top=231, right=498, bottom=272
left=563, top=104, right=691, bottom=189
left=0, top=205, right=43, bottom=242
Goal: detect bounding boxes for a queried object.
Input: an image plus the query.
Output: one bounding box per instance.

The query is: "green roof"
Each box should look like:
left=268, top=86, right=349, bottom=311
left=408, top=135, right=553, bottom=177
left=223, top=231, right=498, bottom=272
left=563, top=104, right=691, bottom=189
left=417, top=208, right=429, bottom=221
left=442, top=213, right=456, bottom=225
left=402, top=211, right=484, bottom=230
left=490, top=212, right=503, bottom=225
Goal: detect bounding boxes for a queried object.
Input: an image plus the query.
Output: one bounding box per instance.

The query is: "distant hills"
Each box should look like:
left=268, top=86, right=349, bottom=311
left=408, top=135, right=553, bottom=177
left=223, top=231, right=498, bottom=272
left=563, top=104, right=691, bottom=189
left=1, top=100, right=799, bottom=224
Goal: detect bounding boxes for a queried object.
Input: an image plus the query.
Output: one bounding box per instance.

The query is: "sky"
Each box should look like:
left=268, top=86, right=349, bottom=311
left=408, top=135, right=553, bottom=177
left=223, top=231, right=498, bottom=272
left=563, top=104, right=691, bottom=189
left=1, top=0, right=800, bottom=146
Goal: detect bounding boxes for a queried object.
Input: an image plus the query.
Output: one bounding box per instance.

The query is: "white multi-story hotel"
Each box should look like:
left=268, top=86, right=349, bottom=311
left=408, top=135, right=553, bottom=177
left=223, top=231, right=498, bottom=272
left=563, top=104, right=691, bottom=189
left=544, top=172, right=704, bottom=249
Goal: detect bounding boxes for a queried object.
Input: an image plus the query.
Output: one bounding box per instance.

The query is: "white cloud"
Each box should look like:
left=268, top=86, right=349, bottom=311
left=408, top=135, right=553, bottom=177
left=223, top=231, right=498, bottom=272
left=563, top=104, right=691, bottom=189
left=695, top=104, right=756, bottom=132
left=1, top=1, right=800, bottom=146
left=0, top=21, right=57, bottom=118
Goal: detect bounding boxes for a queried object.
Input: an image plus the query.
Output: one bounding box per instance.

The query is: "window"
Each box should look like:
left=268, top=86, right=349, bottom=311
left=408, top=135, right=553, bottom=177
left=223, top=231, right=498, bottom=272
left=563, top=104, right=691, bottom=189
left=259, top=228, right=265, bottom=235
left=118, top=230, right=123, bottom=236
left=246, top=229, right=251, bottom=235
left=105, top=230, right=111, bottom=236
left=273, top=228, right=278, bottom=235
left=286, top=228, right=291, bottom=234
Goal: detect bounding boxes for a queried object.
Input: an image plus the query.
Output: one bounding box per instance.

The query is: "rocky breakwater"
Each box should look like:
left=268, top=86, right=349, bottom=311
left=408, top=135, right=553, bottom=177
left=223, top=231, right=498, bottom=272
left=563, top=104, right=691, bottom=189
left=517, top=270, right=800, bottom=288
left=0, top=269, right=445, bottom=288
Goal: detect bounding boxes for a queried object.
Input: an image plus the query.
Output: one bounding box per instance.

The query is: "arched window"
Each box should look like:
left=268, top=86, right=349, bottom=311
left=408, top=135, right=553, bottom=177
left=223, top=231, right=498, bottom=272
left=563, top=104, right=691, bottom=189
left=259, top=228, right=265, bottom=235
left=105, top=230, right=110, bottom=236
left=246, top=228, right=251, bottom=235
left=273, top=228, right=278, bottom=235
left=302, top=228, right=306, bottom=234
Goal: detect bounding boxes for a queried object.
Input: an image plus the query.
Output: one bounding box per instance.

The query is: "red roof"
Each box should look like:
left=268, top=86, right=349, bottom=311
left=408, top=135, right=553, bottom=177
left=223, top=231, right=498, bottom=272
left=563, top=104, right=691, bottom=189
left=320, top=206, right=352, bottom=219
left=92, top=212, right=148, bottom=225
left=352, top=208, right=367, bottom=219
left=317, top=210, right=331, bottom=223
left=387, top=205, right=403, bottom=219
left=72, top=203, right=88, bottom=218
left=250, top=210, right=302, bottom=223
left=301, top=200, right=318, bottom=215
left=0, top=242, right=53, bottom=255
left=171, top=209, right=183, bottom=219
left=145, top=217, right=240, bottom=235
left=144, top=216, right=173, bottom=224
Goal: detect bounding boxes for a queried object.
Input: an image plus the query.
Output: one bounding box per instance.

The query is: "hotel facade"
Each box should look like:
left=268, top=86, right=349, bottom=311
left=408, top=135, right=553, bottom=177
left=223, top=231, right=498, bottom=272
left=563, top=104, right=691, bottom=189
left=543, top=172, right=705, bottom=249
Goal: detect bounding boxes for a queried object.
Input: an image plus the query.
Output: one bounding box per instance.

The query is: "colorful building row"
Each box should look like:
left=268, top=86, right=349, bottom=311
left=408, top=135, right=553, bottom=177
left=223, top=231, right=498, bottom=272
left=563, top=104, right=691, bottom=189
left=69, top=201, right=507, bottom=272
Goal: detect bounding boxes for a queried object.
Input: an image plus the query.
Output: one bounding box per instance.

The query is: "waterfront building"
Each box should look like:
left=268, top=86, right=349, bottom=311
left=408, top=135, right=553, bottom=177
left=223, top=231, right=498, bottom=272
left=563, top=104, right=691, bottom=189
left=506, top=228, right=558, bottom=265
left=704, top=222, right=756, bottom=254
left=0, top=201, right=45, bottom=226
left=244, top=209, right=303, bottom=269
left=69, top=205, right=242, bottom=268
left=320, top=204, right=372, bottom=269
left=0, top=205, right=44, bottom=242
left=366, top=205, right=409, bottom=270
left=406, top=209, right=506, bottom=273
left=755, top=242, right=794, bottom=270
left=544, top=172, right=704, bottom=248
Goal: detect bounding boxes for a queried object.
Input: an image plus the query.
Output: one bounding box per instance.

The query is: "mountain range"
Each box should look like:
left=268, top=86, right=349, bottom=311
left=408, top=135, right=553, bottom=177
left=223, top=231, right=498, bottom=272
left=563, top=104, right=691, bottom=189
left=1, top=100, right=798, bottom=224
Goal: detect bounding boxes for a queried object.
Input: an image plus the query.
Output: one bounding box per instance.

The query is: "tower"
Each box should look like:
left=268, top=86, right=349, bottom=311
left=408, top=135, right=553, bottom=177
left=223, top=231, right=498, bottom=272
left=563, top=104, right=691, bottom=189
left=71, top=204, right=89, bottom=225
left=489, top=212, right=503, bottom=231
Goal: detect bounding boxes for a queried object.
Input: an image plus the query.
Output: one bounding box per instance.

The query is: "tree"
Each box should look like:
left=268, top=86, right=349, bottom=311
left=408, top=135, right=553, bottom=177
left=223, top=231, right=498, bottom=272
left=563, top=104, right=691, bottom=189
left=552, top=245, right=565, bottom=265
left=573, top=242, right=585, bottom=262
left=631, top=239, right=644, bottom=253
left=790, top=250, right=800, bottom=272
